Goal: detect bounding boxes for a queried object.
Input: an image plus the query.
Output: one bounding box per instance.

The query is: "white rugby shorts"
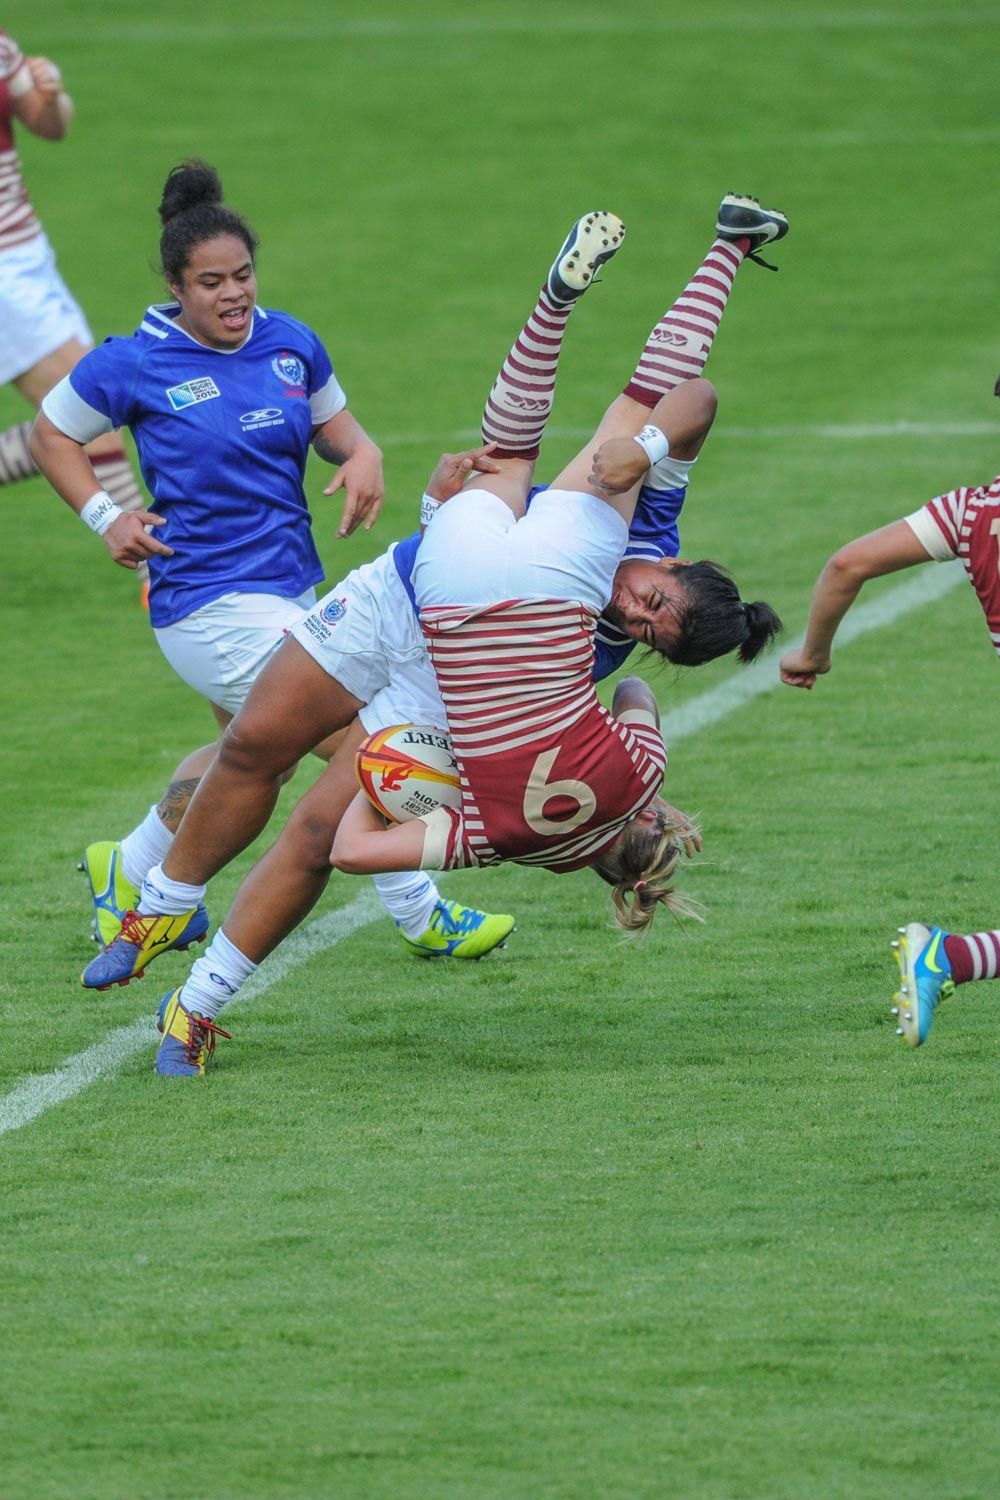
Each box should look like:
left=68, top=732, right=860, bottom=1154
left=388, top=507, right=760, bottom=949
left=413, top=487, right=629, bottom=616
left=0, top=232, right=92, bottom=384
left=154, top=588, right=317, bottom=715
left=292, top=547, right=446, bottom=734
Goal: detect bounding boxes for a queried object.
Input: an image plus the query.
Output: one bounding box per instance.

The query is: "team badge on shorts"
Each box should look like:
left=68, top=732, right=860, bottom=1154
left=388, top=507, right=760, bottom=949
left=272, top=354, right=307, bottom=388
left=320, top=596, right=348, bottom=625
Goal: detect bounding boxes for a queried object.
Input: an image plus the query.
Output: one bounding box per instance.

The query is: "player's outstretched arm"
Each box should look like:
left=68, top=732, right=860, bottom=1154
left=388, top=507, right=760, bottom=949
left=14, top=56, right=73, bottom=139
left=29, top=413, right=173, bottom=569
left=315, top=409, right=384, bottom=537
left=780, top=520, right=932, bottom=689
left=330, top=791, right=426, bottom=874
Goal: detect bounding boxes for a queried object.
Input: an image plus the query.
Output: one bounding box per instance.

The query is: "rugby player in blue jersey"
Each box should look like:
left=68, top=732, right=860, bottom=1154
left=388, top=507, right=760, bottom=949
left=30, top=159, right=512, bottom=964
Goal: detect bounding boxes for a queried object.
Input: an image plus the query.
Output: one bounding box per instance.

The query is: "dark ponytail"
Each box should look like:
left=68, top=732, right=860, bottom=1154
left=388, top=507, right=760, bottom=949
left=666, top=560, right=782, bottom=668
left=158, top=159, right=259, bottom=286
left=738, top=598, right=783, bottom=664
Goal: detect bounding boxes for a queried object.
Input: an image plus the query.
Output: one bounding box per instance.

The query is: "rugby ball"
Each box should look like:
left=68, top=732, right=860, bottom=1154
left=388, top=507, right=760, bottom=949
left=356, top=724, right=461, bottom=823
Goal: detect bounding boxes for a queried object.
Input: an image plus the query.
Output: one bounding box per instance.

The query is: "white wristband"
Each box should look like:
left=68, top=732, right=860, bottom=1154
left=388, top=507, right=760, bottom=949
left=632, top=424, right=670, bottom=467
left=420, top=492, right=443, bottom=527
left=80, top=491, right=124, bottom=537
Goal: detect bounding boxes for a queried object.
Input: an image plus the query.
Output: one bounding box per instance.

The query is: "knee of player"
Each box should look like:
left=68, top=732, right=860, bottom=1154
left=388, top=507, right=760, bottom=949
left=689, top=377, right=718, bottom=425
left=286, top=803, right=344, bottom=873
left=217, top=716, right=289, bottom=779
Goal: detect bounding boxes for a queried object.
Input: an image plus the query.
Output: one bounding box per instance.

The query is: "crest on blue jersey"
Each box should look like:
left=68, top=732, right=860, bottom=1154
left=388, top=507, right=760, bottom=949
left=320, top=597, right=347, bottom=625
left=272, top=354, right=307, bottom=388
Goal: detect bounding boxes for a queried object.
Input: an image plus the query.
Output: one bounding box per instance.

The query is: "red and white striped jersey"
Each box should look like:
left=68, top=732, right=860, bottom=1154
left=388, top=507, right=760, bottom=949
left=906, top=474, right=1000, bottom=661
left=0, top=32, right=42, bottom=251
left=418, top=598, right=667, bottom=873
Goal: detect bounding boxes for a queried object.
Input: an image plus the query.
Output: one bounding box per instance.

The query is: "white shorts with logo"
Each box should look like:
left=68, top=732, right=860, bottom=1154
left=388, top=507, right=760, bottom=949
left=0, top=232, right=92, bottom=384
left=413, top=487, right=628, bottom=615
left=154, top=589, right=317, bottom=715
left=292, top=546, right=446, bottom=734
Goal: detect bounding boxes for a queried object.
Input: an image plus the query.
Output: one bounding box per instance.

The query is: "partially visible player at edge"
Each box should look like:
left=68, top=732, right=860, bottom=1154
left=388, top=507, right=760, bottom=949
left=31, top=159, right=512, bottom=966
left=779, top=393, right=1000, bottom=1048
left=0, top=30, right=148, bottom=589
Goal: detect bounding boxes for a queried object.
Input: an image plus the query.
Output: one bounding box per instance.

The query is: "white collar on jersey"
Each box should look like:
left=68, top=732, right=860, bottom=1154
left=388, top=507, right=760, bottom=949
left=140, top=301, right=268, bottom=353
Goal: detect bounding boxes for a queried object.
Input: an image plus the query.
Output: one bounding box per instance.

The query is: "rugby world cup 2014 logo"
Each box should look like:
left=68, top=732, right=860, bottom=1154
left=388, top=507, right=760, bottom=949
left=272, top=353, right=307, bottom=388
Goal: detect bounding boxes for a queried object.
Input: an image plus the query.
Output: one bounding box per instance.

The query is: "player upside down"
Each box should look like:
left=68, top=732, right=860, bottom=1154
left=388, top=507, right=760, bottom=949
left=76, top=195, right=786, bottom=1074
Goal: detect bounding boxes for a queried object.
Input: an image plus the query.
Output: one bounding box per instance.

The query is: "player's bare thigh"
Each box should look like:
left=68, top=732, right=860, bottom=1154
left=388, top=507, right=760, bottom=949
left=459, top=455, right=535, bottom=519
left=219, top=635, right=365, bottom=778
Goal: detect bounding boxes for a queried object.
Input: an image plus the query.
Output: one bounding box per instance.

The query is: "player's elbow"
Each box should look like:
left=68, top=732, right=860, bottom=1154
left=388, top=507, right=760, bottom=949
left=825, top=543, right=874, bottom=590
left=329, top=832, right=363, bottom=874
left=27, top=414, right=59, bottom=469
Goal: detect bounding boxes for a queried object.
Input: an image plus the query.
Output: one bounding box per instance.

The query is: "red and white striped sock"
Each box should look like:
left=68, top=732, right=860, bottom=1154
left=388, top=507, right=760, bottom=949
left=91, top=446, right=149, bottom=588
left=480, top=286, right=575, bottom=460
left=943, top=929, right=1000, bottom=985
left=90, top=446, right=145, bottom=516
left=0, top=420, right=38, bottom=483
left=624, top=236, right=750, bottom=407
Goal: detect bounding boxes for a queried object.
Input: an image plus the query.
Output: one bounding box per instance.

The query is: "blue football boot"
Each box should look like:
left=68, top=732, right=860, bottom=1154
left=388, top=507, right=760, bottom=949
left=81, top=907, right=207, bottom=991
left=891, top=922, right=955, bottom=1047
left=155, top=989, right=231, bottom=1077
left=79, top=842, right=208, bottom=951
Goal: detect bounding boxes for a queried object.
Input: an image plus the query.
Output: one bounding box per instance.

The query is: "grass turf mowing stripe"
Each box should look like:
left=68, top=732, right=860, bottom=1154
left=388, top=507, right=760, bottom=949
left=0, top=562, right=965, bottom=1138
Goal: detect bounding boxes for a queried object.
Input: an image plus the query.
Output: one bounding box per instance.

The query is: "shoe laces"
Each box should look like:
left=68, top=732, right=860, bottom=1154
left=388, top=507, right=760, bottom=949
left=746, top=250, right=779, bottom=272
left=434, top=901, right=483, bottom=937
left=116, top=909, right=162, bottom=949
left=182, top=1010, right=233, bottom=1068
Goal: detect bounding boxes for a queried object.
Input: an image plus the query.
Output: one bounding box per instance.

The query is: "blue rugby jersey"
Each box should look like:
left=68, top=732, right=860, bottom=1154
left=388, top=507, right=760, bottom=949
left=41, top=303, right=346, bottom=627
left=390, top=478, right=689, bottom=683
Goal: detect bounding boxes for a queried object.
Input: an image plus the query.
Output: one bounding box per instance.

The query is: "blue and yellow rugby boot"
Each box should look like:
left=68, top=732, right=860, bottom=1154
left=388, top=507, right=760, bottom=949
left=155, top=989, right=231, bottom=1077
left=890, top=922, right=955, bottom=1047
left=399, top=898, right=515, bottom=960
left=78, top=841, right=139, bottom=947
left=78, top=841, right=209, bottom=950
left=81, top=907, right=206, bottom=990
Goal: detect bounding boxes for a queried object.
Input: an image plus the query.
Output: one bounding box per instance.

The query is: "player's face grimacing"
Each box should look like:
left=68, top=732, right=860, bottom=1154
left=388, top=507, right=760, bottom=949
left=605, top=558, right=688, bottom=652
left=169, top=233, right=258, bottom=350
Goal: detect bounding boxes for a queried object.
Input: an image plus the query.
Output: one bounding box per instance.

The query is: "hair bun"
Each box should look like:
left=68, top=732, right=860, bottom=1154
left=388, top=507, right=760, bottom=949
left=158, top=160, right=224, bottom=226
left=738, top=599, right=784, bottom=663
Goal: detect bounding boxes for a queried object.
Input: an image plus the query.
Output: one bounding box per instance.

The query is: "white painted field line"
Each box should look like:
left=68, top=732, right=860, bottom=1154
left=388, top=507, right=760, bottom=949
left=660, top=560, right=964, bottom=743
left=0, top=890, right=381, bottom=1138
left=0, top=561, right=967, bottom=1137
left=378, top=421, right=1000, bottom=449
left=35, top=14, right=998, bottom=44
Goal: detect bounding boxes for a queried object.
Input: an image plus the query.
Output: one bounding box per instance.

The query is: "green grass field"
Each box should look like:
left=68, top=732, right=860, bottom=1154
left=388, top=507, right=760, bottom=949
left=2, top=3, right=999, bottom=1496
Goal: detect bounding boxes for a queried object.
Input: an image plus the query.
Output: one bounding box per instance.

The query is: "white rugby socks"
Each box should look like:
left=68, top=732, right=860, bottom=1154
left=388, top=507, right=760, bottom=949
left=180, top=928, right=257, bottom=1020
left=139, top=863, right=206, bottom=916
left=372, top=871, right=440, bottom=940
left=119, top=805, right=174, bottom=889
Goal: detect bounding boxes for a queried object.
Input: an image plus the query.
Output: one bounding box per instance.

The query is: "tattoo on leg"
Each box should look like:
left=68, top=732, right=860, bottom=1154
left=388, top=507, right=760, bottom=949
left=157, top=778, right=201, bottom=832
